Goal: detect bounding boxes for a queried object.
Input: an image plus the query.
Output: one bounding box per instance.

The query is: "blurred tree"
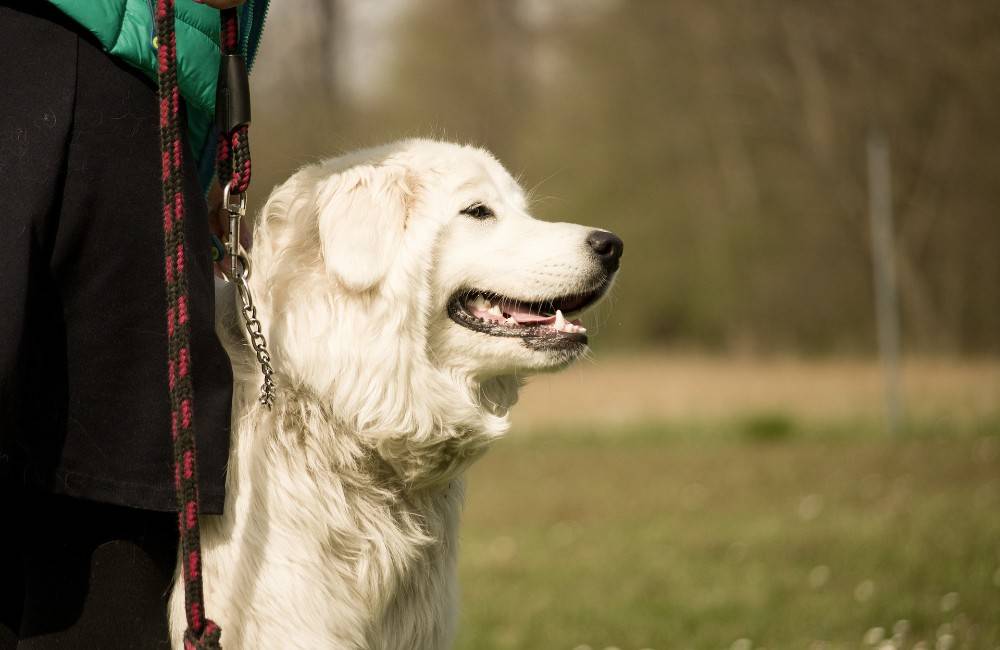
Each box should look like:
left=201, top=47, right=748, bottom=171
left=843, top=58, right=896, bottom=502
left=251, top=0, right=1000, bottom=356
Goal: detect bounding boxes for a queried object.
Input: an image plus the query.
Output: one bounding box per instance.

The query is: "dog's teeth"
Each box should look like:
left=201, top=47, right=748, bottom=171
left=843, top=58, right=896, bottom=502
left=554, top=309, right=566, bottom=331
left=504, top=317, right=517, bottom=326
left=488, top=305, right=502, bottom=317
left=471, top=296, right=489, bottom=310
left=577, top=324, right=587, bottom=333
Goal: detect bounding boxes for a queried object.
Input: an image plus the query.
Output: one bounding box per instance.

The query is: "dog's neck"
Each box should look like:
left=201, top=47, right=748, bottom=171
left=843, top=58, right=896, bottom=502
left=217, top=277, right=521, bottom=489
left=222, top=340, right=513, bottom=491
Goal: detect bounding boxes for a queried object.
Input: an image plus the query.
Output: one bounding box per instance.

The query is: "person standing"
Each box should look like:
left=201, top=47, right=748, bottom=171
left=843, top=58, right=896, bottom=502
left=0, top=0, right=268, bottom=646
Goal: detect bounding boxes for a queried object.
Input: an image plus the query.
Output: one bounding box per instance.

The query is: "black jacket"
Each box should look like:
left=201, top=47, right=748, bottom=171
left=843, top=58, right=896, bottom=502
left=0, top=3, right=231, bottom=513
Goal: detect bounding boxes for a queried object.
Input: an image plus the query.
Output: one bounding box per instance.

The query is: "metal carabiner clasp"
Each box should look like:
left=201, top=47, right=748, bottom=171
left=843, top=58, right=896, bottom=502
left=221, top=181, right=248, bottom=281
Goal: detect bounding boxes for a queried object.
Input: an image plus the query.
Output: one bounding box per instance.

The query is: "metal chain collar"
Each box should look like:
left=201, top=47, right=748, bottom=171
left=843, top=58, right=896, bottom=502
left=223, top=182, right=276, bottom=409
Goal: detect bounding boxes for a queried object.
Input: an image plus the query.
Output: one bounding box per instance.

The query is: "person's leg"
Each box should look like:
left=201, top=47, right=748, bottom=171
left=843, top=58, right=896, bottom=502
left=0, top=2, right=230, bottom=646
left=17, top=493, right=179, bottom=650
left=0, top=481, right=25, bottom=650
left=0, top=5, right=78, bottom=645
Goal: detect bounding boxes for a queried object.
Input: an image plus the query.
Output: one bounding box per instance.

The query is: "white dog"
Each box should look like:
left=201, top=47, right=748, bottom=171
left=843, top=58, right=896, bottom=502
left=169, top=139, right=623, bottom=649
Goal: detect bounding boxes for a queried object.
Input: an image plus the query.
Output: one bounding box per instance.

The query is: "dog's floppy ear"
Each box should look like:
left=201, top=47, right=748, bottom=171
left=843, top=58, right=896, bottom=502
left=315, top=163, right=410, bottom=292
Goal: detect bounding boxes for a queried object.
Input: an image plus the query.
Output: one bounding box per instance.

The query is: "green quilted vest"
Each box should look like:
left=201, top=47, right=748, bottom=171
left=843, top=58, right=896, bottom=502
left=46, top=0, right=269, bottom=192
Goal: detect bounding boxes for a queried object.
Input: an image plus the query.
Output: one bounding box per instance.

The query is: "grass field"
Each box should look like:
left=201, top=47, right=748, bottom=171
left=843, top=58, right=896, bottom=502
left=453, top=357, right=1000, bottom=650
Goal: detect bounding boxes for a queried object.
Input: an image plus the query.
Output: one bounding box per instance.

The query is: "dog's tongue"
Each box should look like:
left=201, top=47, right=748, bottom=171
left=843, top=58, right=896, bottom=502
left=467, top=295, right=585, bottom=332
left=507, top=303, right=554, bottom=324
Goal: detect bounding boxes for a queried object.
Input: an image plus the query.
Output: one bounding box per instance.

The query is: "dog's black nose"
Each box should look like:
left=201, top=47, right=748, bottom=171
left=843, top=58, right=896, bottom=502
left=586, top=230, right=623, bottom=272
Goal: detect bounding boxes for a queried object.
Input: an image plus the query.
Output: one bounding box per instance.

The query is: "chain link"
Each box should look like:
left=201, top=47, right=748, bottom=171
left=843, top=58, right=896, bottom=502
left=234, top=271, right=276, bottom=408
left=222, top=182, right=276, bottom=409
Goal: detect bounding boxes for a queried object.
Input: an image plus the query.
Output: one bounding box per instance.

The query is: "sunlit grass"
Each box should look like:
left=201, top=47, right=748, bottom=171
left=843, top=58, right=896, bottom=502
left=454, top=423, right=1000, bottom=649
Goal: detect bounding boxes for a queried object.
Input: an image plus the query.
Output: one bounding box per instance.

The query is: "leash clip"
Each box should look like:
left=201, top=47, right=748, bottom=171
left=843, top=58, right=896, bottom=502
left=221, top=182, right=249, bottom=281
left=221, top=182, right=275, bottom=409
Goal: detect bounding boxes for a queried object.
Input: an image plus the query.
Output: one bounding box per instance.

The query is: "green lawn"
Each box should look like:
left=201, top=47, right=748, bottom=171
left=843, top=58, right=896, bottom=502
left=454, top=424, right=1000, bottom=650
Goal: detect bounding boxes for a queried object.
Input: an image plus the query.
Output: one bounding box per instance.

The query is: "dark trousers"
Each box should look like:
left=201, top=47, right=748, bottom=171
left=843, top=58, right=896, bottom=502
left=0, top=2, right=233, bottom=646
left=0, top=490, right=178, bottom=649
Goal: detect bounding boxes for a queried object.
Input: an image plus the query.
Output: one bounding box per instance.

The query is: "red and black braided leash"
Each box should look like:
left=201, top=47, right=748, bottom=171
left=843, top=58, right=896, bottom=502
left=216, top=9, right=251, bottom=195
left=155, top=4, right=250, bottom=648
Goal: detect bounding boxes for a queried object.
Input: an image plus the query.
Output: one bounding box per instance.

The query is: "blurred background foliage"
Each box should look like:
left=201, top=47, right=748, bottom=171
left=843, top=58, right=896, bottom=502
left=252, top=0, right=1000, bottom=356
left=247, top=2, right=1000, bottom=648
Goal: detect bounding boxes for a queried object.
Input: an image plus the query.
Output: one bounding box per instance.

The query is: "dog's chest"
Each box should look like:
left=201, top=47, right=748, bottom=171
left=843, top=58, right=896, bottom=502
left=361, top=481, right=467, bottom=649
left=211, top=471, right=465, bottom=649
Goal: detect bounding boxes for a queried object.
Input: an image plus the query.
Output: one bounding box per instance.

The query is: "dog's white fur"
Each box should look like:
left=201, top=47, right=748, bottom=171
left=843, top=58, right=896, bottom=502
left=169, top=140, right=617, bottom=649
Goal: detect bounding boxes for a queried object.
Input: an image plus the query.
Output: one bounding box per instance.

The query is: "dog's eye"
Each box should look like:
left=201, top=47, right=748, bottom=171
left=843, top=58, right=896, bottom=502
left=460, top=203, right=495, bottom=220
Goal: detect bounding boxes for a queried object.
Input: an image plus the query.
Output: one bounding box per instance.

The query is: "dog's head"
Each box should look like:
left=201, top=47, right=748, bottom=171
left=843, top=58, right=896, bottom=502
left=241, top=141, right=620, bottom=481
left=249, top=140, right=621, bottom=395
left=430, top=159, right=622, bottom=378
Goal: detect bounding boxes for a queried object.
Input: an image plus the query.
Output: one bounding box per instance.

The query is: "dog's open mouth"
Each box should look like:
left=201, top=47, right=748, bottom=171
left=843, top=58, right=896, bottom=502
left=447, top=285, right=607, bottom=347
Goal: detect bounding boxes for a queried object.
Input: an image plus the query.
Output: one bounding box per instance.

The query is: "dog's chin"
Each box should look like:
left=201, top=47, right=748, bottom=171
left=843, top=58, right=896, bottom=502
left=444, top=282, right=608, bottom=372
left=440, top=325, right=586, bottom=378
